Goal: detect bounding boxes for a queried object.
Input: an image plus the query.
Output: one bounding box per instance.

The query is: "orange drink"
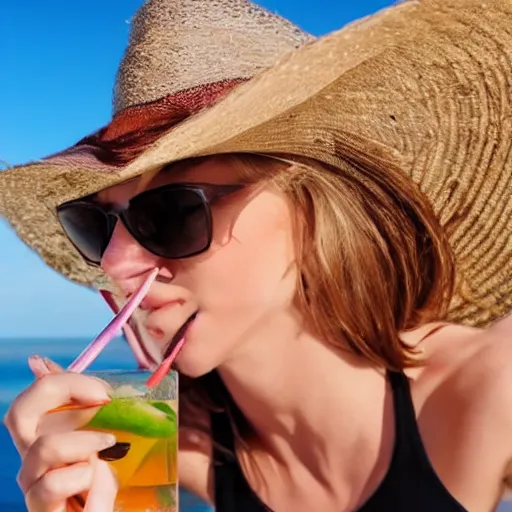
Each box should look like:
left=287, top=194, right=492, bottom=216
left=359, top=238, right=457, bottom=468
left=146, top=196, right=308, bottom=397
left=53, top=370, right=178, bottom=511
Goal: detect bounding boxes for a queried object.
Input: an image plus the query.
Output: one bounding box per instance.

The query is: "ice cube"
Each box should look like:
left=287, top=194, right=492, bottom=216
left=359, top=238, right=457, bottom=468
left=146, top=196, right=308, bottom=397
left=111, top=384, right=147, bottom=399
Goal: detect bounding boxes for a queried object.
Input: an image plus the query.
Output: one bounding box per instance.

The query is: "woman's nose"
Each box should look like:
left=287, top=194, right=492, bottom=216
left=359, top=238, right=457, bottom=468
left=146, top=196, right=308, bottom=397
left=101, top=221, right=162, bottom=280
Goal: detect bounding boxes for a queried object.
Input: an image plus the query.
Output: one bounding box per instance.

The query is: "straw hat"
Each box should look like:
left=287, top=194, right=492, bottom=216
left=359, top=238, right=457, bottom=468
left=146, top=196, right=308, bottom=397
left=2, top=0, right=512, bottom=328
left=0, top=0, right=312, bottom=285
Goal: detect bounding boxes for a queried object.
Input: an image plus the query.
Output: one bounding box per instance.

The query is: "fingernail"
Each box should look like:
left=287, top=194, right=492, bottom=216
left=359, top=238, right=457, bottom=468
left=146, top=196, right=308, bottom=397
left=87, top=379, right=113, bottom=403
left=98, top=442, right=131, bottom=461
left=42, top=357, right=62, bottom=372
left=90, top=392, right=112, bottom=405
left=92, top=398, right=112, bottom=406
left=98, top=434, right=117, bottom=449
left=28, top=355, right=49, bottom=376
left=89, top=376, right=114, bottom=394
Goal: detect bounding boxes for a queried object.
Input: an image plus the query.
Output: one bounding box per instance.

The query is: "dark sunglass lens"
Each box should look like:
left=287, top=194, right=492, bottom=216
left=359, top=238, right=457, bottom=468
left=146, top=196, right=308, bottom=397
left=57, top=204, right=112, bottom=264
left=128, top=188, right=210, bottom=258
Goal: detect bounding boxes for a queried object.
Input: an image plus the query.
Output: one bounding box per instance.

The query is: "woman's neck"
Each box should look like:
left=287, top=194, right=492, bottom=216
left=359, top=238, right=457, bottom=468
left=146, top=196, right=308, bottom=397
left=216, top=320, right=389, bottom=473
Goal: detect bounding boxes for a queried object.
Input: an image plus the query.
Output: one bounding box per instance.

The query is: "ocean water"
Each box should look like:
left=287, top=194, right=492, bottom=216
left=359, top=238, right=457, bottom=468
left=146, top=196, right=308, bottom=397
left=1, top=337, right=511, bottom=512
left=0, top=336, right=211, bottom=512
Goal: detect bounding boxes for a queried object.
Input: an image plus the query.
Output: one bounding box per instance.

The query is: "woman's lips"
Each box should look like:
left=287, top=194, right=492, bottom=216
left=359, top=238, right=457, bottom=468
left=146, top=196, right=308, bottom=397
left=146, top=326, right=166, bottom=340
left=139, top=297, right=184, bottom=311
left=142, top=299, right=186, bottom=338
left=144, top=301, right=197, bottom=348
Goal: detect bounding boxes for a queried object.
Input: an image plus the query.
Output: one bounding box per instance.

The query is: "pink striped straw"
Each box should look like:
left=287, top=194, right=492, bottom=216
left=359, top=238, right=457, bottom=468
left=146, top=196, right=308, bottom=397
left=67, top=268, right=159, bottom=373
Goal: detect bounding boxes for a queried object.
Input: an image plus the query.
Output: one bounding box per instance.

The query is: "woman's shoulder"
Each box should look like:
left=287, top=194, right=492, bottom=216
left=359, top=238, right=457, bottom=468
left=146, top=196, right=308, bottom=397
left=426, top=315, right=512, bottom=383
left=452, top=314, right=512, bottom=400
left=414, top=316, right=512, bottom=433
left=404, top=318, right=512, bottom=502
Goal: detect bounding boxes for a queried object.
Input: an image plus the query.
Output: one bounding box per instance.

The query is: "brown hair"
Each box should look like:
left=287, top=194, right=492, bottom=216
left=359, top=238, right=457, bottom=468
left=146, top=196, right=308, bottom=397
left=87, top=116, right=455, bottom=443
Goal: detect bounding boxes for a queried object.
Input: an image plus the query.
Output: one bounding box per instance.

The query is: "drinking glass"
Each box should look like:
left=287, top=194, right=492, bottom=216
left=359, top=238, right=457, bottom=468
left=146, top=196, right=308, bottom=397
left=51, top=369, right=178, bottom=511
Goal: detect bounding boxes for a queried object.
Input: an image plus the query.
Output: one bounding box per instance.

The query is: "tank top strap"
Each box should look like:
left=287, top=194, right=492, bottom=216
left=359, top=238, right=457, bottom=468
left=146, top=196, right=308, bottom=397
left=386, top=370, right=432, bottom=470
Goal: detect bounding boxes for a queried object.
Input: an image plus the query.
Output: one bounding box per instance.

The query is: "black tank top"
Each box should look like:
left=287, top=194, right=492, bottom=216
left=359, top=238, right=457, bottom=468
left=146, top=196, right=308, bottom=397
left=211, top=371, right=468, bottom=511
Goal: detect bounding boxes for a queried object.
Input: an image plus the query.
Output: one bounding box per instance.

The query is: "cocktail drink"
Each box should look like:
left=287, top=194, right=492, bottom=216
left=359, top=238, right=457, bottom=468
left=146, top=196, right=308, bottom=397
left=51, top=369, right=178, bottom=511
left=40, top=271, right=183, bottom=510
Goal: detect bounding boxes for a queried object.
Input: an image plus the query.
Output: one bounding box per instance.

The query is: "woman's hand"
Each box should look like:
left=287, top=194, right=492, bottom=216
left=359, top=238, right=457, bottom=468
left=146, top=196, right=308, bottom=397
left=4, top=365, right=117, bottom=512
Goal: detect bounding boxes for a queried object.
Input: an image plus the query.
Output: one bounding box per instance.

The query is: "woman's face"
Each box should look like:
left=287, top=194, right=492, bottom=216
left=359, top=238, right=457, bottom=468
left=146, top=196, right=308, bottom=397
left=98, top=158, right=299, bottom=377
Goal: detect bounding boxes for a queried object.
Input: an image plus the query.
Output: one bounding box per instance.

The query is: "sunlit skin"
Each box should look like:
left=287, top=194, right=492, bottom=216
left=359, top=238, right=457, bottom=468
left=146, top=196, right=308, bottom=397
left=6, top=158, right=512, bottom=512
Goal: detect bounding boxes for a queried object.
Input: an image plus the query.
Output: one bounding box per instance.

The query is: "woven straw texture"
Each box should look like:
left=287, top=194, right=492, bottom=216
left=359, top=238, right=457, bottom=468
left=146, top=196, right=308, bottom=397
left=1, top=0, right=512, bottom=328
left=114, top=0, right=313, bottom=112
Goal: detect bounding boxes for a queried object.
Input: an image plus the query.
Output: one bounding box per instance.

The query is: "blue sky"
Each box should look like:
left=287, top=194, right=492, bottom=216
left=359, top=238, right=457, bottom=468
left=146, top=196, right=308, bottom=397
left=0, top=0, right=394, bottom=338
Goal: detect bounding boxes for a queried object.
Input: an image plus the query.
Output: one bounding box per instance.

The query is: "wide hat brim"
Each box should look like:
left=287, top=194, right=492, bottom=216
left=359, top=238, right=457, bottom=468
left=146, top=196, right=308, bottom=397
left=2, top=0, right=512, bottom=328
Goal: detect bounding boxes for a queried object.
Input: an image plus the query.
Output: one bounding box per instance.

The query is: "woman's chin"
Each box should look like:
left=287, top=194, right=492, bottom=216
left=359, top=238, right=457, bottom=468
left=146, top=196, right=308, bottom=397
left=173, top=349, right=220, bottom=378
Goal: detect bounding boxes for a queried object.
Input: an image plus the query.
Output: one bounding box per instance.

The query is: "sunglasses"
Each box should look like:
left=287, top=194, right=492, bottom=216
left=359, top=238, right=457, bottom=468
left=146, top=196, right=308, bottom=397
left=56, top=182, right=245, bottom=265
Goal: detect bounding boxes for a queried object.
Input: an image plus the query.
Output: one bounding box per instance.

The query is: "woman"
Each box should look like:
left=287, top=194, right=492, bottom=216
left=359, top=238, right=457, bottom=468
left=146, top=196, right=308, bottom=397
left=3, top=0, right=512, bottom=511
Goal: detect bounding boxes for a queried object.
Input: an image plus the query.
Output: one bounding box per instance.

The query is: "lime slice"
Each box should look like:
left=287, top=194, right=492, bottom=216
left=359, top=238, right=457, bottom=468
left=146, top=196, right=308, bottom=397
left=149, top=401, right=175, bottom=416
left=86, top=398, right=177, bottom=438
